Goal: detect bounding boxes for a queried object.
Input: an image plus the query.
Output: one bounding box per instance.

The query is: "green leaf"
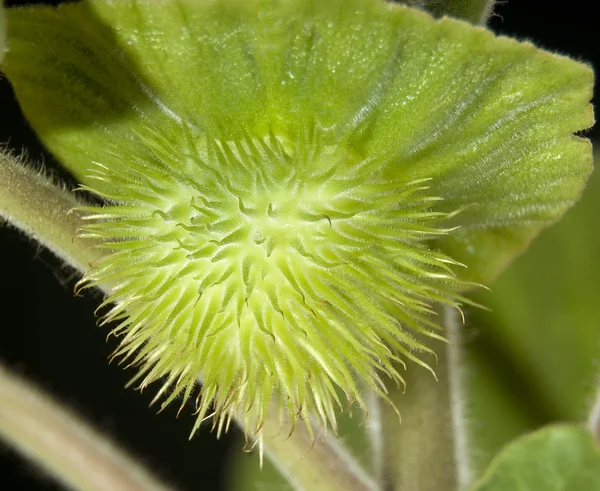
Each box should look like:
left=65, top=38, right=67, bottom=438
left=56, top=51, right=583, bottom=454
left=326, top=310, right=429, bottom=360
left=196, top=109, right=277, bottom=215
left=404, top=0, right=496, bottom=24
left=1, top=0, right=5, bottom=64
left=462, top=334, right=543, bottom=478
left=470, top=425, right=600, bottom=491
left=2, top=0, right=593, bottom=286
left=460, top=158, right=600, bottom=479
left=473, top=165, right=600, bottom=422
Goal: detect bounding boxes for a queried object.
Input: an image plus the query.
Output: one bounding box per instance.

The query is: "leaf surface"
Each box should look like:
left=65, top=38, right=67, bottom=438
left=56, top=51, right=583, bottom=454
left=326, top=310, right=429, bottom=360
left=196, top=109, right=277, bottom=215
left=470, top=425, right=600, bottom=491
left=2, top=0, right=593, bottom=284
left=0, top=0, right=5, bottom=64
left=462, top=163, right=600, bottom=478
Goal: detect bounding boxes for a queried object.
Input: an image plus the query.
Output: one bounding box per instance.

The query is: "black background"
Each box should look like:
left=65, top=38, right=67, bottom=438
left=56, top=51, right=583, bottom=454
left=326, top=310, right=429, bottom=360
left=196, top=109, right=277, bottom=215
left=0, top=1, right=597, bottom=490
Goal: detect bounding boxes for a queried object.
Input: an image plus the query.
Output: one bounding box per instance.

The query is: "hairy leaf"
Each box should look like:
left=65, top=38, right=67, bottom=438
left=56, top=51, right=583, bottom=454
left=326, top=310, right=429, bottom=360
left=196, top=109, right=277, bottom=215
left=401, top=0, right=496, bottom=24
left=470, top=425, right=600, bottom=491
left=3, top=0, right=592, bottom=286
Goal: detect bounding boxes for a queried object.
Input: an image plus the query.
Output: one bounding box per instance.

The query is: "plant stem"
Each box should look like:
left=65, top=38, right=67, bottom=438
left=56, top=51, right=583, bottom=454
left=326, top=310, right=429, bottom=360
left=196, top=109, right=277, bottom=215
left=366, top=387, right=385, bottom=487
left=587, top=388, right=600, bottom=442
left=0, top=151, right=101, bottom=272
left=446, top=306, right=472, bottom=487
left=379, top=305, right=471, bottom=491
left=0, top=364, right=171, bottom=491
left=261, top=410, right=380, bottom=491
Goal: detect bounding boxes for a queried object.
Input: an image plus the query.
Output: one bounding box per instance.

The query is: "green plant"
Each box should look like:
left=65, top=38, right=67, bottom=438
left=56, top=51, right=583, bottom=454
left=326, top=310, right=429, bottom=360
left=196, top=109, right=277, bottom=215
left=1, top=0, right=598, bottom=490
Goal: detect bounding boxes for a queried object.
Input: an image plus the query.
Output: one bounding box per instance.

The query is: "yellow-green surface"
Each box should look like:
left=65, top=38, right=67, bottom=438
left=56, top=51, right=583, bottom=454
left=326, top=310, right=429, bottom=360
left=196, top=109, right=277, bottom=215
left=471, top=425, right=600, bottom=491
left=1, top=1, right=595, bottom=488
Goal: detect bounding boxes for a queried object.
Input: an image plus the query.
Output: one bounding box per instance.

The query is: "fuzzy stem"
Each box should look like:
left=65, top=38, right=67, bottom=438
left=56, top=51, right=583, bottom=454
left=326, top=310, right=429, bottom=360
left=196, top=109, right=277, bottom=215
left=0, top=152, right=101, bottom=272
left=445, top=306, right=472, bottom=487
left=365, top=387, right=385, bottom=487
left=587, top=388, right=600, bottom=443
left=0, top=364, right=171, bottom=491
left=379, top=305, right=471, bottom=491
left=261, top=410, right=380, bottom=491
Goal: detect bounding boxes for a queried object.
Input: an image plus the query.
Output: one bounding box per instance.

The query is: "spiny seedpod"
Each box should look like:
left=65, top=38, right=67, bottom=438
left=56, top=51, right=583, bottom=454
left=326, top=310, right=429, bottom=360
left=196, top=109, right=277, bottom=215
left=75, top=125, right=468, bottom=439
left=2, top=0, right=593, bottom=446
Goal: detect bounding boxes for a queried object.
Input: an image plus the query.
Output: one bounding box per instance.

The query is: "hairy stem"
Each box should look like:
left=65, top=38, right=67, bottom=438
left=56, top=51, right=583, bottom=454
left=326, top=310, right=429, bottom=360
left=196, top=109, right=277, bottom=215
left=379, top=305, right=471, bottom=491
left=0, top=364, right=171, bottom=491
left=262, top=410, right=379, bottom=491
left=587, top=387, right=600, bottom=442
left=446, top=306, right=472, bottom=487
left=366, top=387, right=385, bottom=487
left=0, top=152, right=101, bottom=272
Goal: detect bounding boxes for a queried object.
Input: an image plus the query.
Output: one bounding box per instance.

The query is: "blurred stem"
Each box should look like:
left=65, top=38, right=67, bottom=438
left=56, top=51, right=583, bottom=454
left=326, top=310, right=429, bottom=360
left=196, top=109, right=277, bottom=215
left=0, top=152, right=101, bottom=272
left=379, top=305, right=471, bottom=491
left=366, top=387, right=385, bottom=486
left=261, top=410, right=379, bottom=491
left=587, top=388, right=600, bottom=442
left=0, top=364, right=171, bottom=491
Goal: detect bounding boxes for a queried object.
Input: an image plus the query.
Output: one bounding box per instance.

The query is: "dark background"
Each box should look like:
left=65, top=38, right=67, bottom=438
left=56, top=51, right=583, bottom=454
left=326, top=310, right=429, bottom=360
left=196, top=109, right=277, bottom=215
left=0, top=1, right=597, bottom=490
